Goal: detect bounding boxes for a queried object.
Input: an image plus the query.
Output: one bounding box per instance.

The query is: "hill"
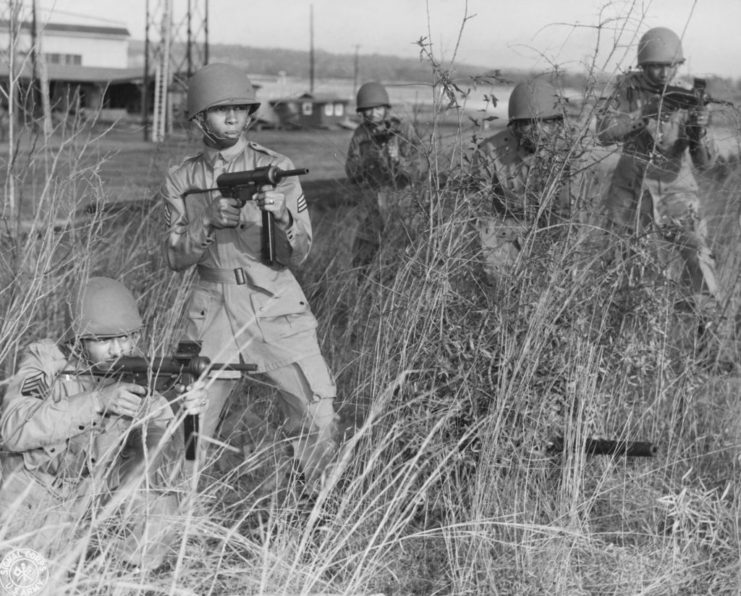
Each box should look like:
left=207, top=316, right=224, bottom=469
left=128, top=40, right=741, bottom=94
left=129, top=39, right=514, bottom=84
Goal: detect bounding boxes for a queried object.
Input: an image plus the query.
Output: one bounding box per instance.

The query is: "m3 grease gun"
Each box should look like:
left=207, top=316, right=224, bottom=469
left=181, top=165, right=309, bottom=265
left=70, top=341, right=256, bottom=460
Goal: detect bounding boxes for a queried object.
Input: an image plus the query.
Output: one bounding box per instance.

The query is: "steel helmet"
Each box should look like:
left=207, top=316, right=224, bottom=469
left=356, top=82, right=390, bottom=111
left=72, top=277, right=143, bottom=339
left=186, top=63, right=260, bottom=119
left=508, top=79, right=562, bottom=122
left=637, top=27, right=685, bottom=65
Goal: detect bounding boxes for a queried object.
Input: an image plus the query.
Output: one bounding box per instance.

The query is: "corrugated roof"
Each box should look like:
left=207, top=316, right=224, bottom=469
left=0, top=20, right=130, bottom=37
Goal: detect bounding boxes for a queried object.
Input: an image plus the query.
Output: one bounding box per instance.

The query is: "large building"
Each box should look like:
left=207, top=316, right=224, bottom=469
left=0, top=19, right=142, bottom=120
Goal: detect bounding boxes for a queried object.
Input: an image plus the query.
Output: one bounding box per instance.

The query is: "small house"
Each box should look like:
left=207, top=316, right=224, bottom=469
left=269, top=92, right=350, bottom=129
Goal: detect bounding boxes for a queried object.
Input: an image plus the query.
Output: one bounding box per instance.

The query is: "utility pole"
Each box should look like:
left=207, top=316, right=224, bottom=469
left=309, top=4, right=314, bottom=94
left=352, top=45, right=360, bottom=97
left=142, top=0, right=150, bottom=140
left=2, top=0, right=21, bottom=230
left=31, top=0, right=51, bottom=138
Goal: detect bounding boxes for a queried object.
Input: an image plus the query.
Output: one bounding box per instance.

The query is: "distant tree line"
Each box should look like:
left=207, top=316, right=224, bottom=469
left=129, top=40, right=740, bottom=93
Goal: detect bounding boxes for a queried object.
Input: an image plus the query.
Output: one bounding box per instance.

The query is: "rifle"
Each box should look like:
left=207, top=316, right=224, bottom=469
left=66, top=341, right=256, bottom=460
left=547, top=436, right=657, bottom=457
left=181, top=165, right=309, bottom=266
left=372, top=119, right=403, bottom=145
left=654, top=78, right=735, bottom=112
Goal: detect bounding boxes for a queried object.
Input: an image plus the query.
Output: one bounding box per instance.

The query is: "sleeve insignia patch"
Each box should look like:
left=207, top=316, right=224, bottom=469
left=21, top=371, right=49, bottom=398
left=297, top=194, right=307, bottom=213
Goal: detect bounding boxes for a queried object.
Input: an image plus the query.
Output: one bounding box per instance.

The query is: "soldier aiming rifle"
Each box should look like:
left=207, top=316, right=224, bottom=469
left=67, top=340, right=257, bottom=460
left=0, top=277, right=207, bottom=571
left=597, top=27, right=722, bottom=322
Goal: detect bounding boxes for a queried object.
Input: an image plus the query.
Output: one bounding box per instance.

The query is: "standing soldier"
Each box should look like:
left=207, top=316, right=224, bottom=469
left=473, top=78, right=596, bottom=288
left=345, top=81, right=421, bottom=267
left=345, top=81, right=419, bottom=189
left=0, top=277, right=205, bottom=570
left=596, top=26, right=719, bottom=311
left=161, top=63, right=339, bottom=497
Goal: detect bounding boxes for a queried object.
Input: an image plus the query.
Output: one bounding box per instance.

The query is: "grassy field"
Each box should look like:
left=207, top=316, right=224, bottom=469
left=1, top=89, right=741, bottom=596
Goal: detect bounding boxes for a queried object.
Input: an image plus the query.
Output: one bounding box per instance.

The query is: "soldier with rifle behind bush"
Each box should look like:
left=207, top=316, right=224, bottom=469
left=161, top=63, right=339, bottom=499
left=473, top=78, right=598, bottom=289
left=0, top=277, right=207, bottom=572
left=345, top=81, right=423, bottom=267
left=596, top=27, right=721, bottom=320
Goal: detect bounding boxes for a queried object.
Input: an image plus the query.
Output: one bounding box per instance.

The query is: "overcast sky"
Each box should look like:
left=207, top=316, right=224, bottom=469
left=38, top=0, right=741, bottom=79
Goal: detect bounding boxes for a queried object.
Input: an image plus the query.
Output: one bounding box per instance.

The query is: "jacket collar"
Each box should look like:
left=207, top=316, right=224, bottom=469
left=203, top=135, right=247, bottom=167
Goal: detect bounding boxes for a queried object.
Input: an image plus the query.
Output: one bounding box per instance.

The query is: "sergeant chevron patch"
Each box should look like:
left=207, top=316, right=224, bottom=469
left=297, top=194, right=307, bottom=213
left=21, top=371, right=48, bottom=398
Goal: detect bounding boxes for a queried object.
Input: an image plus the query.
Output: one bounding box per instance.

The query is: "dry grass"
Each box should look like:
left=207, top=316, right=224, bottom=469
left=2, top=14, right=741, bottom=596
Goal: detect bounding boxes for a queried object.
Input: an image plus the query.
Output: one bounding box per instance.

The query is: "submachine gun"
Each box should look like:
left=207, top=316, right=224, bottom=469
left=657, top=77, right=735, bottom=112
left=181, top=165, right=309, bottom=266
left=71, top=341, right=256, bottom=461
left=547, top=436, right=657, bottom=458
left=372, top=119, right=403, bottom=145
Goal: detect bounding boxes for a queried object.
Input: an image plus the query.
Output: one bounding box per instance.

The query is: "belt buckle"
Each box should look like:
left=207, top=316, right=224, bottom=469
left=233, top=267, right=246, bottom=285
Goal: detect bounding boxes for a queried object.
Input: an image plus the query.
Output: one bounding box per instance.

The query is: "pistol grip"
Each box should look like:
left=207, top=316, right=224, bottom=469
left=235, top=186, right=255, bottom=208
left=184, top=414, right=199, bottom=461
left=262, top=210, right=275, bottom=265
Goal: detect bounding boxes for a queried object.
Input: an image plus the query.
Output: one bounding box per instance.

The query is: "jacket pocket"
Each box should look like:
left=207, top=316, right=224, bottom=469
left=186, top=286, right=216, bottom=339
left=250, top=291, right=317, bottom=343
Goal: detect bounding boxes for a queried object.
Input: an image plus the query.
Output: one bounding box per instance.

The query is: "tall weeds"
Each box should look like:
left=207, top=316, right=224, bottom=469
left=1, top=7, right=741, bottom=596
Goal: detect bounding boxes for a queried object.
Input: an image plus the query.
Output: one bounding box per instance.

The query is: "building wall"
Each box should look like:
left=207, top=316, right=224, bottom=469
left=42, top=32, right=128, bottom=68
left=0, top=28, right=128, bottom=69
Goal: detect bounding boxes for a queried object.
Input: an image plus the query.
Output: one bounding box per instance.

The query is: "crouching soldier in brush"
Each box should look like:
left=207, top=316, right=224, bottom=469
left=0, top=277, right=207, bottom=571
left=345, top=81, right=425, bottom=268
left=472, top=78, right=599, bottom=290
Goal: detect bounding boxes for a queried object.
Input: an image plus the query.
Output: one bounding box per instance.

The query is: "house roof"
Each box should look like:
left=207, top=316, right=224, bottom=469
left=0, top=20, right=130, bottom=37
left=271, top=93, right=349, bottom=105
left=299, top=92, right=349, bottom=103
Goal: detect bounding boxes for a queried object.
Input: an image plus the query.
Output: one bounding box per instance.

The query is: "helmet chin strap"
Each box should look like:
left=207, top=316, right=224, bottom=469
left=193, top=114, right=254, bottom=148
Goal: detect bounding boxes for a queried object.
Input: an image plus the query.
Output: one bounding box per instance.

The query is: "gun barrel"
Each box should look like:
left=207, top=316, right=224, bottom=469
left=547, top=437, right=657, bottom=457
left=77, top=356, right=256, bottom=379
left=584, top=438, right=656, bottom=457
left=215, top=166, right=309, bottom=189
left=277, top=168, right=309, bottom=178
left=209, top=361, right=258, bottom=373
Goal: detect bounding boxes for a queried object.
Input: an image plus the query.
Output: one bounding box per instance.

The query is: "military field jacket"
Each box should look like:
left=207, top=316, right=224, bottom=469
left=474, top=128, right=596, bottom=224
left=0, top=340, right=172, bottom=483
left=345, top=117, right=419, bottom=189
left=162, top=135, right=321, bottom=372
left=596, top=71, right=718, bottom=201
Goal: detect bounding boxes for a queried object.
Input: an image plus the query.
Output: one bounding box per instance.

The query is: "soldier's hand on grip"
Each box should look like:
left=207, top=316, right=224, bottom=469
left=685, top=106, right=709, bottom=143
left=256, top=188, right=290, bottom=226
left=689, top=105, right=710, bottom=128
left=180, top=380, right=209, bottom=416
left=203, top=195, right=241, bottom=229
left=96, top=382, right=146, bottom=418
